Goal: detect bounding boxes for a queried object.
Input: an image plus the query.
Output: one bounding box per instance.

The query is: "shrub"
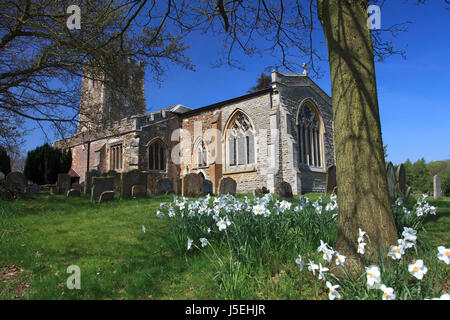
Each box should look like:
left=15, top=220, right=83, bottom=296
left=24, top=143, right=72, bottom=184
left=443, top=176, right=450, bottom=197
left=0, top=147, right=11, bottom=175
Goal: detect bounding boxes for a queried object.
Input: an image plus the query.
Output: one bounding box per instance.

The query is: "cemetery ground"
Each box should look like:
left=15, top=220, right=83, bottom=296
left=0, top=192, right=448, bottom=300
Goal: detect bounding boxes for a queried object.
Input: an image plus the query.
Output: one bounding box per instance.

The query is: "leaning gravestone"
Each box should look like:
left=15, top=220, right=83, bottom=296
left=91, top=176, right=114, bottom=201
left=131, top=185, right=147, bottom=198
left=275, top=181, right=293, bottom=199
left=253, top=187, right=264, bottom=197
left=181, top=173, right=203, bottom=197
left=153, top=178, right=174, bottom=195
left=57, top=173, right=71, bottom=194
left=67, top=188, right=81, bottom=197
left=434, top=175, right=441, bottom=200
left=99, top=190, right=115, bottom=203
left=386, top=162, right=396, bottom=200
left=218, top=177, right=237, bottom=195
left=325, top=165, right=337, bottom=194
left=396, top=163, right=406, bottom=197
left=202, top=179, right=213, bottom=195
left=84, top=170, right=100, bottom=195
left=5, top=172, right=26, bottom=193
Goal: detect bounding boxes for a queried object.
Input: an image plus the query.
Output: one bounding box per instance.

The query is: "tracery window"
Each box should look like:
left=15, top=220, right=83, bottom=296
left=196, top=140, right=207, bottom=168
left=297, top=104, right=323, bottom=168
left=110, top=144, right=123, bottom=170
left=148, top=140, right=166, bottom=171
left=226, top=112, right=255, bottom=167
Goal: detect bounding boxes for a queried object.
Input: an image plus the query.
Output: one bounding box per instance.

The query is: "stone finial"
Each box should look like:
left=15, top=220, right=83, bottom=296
left=302, top=63, right=308, bottom=76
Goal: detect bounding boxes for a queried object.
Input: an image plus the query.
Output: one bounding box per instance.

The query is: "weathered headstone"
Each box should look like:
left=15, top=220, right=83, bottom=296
left=71, top=183, right=82, bottom=192
left=131, top=185, right=147, bottom=198
left=396, top=163, right=406, bottom=197
left=84, top=170, right=100, bottom=195
left=434, top=175, right=441, bottom=200
left=386, top=162, right=396, bottom=200
left=57, top=173, right=71, bottom=194
left=91, top=176, right=114, bottom=201
left=49, top=185, right=58, bottom=195
left=5, top=172, right=26, bottom=193
left=120, top=170, right=147, bottom=198
left=105, top=170, right=121, bottom=197
left=202, top=179, right=213, bottom=195
left=99, top=190, right=115, bottom=203
left=181, top=173, right=203, bottom=197
left=26, top=184, right=40, bottom=195
left=253, top=187, right=264, bottom=197
left=325, top=165, right=337, bottom=194
left=153, top=178, right=174, bottom=195
left=67, top=188, right=81, bottom=197
left=218, top=177, right=237, bottom=195
left=275, top=181, right=293, bottom=199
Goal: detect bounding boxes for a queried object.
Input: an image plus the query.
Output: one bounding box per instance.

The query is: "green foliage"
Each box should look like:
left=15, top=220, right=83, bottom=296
left=402, top=159, right=450, bottom=195
left=0, top=147, right=11, bottom=175
left=24, top=144, right=72, bottom=185
left=443, top=176, right=450, bottom=197
left=248, top=72, right=272, bottom=93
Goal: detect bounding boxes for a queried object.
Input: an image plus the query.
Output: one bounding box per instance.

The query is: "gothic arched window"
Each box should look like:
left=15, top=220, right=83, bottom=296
left=297, top=103, right=323, bottom=168
left=196, top=140, right=207, bottom=168
left=148, top=140, right=166, bottom=171
left=226, top=112, right=255, bottom=167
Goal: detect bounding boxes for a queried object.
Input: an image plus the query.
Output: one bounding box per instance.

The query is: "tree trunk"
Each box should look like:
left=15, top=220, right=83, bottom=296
left=316, top=0, right=398, bottom=262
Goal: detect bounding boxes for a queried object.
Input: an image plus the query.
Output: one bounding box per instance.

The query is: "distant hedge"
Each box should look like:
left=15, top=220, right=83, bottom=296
left=24, top=143, right=72, bottom=185
left=0, top=147, right=11, bottom=175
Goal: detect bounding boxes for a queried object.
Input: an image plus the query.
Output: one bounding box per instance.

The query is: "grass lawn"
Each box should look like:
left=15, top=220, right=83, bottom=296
left=0, top=192, right=448, bottom=300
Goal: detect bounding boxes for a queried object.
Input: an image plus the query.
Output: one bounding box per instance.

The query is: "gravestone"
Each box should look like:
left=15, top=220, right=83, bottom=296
left=49, top=185, right=58, bottom=195
left=386, top=162, right=396, bottom=200
left=253, top=187, right=264, bottom=197
left=218, top=177, right=237, bottom=195
left=152, top=178, right=174, bottom=195
left=26, top=184, right=40, bottom=195
left=120, top=170, right=147, bottom=198
left=5, top=172, right=26, bottom=193
left=202, top=179, right=213, bottom=195
left=67, top=188, right=81, bottom=197
left=434, top=175, right=441, bottom=200
left=57, top=173, right=71, bottom=194
left=275, top=181, right=293, bottom=199
left=99, top=190, right=115, bottom=203
left=71, top=183, right=82, bottom=192
left=105, top=170, right=121, bottom=197
left=84, top=170, right=100, bottom=195
left=396, top=163, right=406, bottom=197
left=181, top=173, right=203, bottom=197
left=0, top=172, right=4, bottom=180
left=131, top=185, right=147, bottom=198
left=325, top=165, right=337, bottom=194
left=91, top=176, right=114, bottom=201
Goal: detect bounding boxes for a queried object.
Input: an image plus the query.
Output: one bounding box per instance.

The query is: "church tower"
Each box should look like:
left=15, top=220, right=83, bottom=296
left=77, top=58, right=146, bottom=132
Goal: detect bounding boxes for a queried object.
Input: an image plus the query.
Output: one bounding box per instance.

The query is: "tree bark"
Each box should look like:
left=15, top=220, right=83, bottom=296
left=316, top=0, right=398, bottom=261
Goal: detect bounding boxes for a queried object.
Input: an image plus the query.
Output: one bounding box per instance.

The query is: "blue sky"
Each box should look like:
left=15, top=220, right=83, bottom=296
left=24, top=1, right=449, bottom=165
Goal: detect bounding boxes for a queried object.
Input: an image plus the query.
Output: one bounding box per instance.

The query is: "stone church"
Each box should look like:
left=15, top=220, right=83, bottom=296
left=54, top=59, right=335, bottom=194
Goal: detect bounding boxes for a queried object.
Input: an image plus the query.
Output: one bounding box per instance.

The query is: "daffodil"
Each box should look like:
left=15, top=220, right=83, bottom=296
left=380, top=284, right=395, bottom=300
left=187, top=238, right=193, bottom=250
left=142, top=225, right=146, bottom=233
left=317, top=240, right=329, bottom=253
left=326, top=281, right=340, bottom=300
left=335, top=253, right=346, bottom=266
left=408, top=260, right=428, bottom=280
left=307, top=260, right=319, bottom=275
left=357, top=228, right=366, bottom=243
left=199, top=238, right=208, bottom=247
left=437, top=246, right=449, bottom=265
left=322, top=248, right=334, bottom=263
left=318, top=263, right=329, bottom=281
left=365, top=265, right=381, bottom=288
left=388, top=245, right=404, bottom=260
left=217, top=219, right=227, bottom=231
left=295, top=255, right=304, bottom=271
left=357, top=242, right=366, bottom=255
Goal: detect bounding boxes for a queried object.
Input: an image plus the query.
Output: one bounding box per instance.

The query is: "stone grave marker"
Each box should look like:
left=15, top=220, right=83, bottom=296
left=396, top=163, right=406, bottom=197
left=99, top=190, right=115, bottom=203
left=131, top=185, right=147, bottom=198
left=202, top=179, right=213, bottom=195
left=91, top=176, right=114, bottom=201
left=5, top=172, right=26, bottom=193
left=386, top=162, right=396, bottom=200
left=275, top=181, right=293, bottom=199
left=84, top=170, right=100, bottom=195
left=218, top=177, right=237, bottom=195
left=67, top=188, right=81, bottom=197
left=434, top=175, right=441, bottom=200
left=57, top=173, right=71, bottom=194
left=120, top=170, right=147, bottom=198
left=326, top=165, right=337, bottom=194
left=181, top=173, right=203, bottom=197
left=153, top=178, right=174, bottom=195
